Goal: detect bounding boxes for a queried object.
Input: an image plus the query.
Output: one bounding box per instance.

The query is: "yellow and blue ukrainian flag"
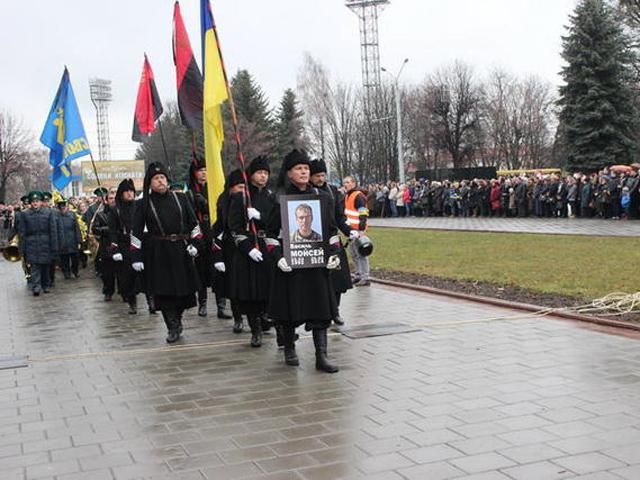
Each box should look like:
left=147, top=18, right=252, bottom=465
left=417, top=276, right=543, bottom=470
left=201, top=0, right=228, bottom=225
left=40, top=68, right=91, bottom=191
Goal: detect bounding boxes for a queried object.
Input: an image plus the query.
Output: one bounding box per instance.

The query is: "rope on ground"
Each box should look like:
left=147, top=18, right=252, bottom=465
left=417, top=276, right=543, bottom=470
left=569, top=292, right=640, bottom=317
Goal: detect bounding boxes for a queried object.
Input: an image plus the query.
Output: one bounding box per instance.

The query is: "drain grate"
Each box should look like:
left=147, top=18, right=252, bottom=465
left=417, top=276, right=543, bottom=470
left=339, top=322, right=421, bottom=339
left=0, top=356, right=29, bottom=370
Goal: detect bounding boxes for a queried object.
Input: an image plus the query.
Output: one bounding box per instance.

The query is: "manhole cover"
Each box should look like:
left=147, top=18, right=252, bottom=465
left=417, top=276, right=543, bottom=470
left=339, top=322, right=421, bottom=339
left=0, top=356, right=29, bottom=370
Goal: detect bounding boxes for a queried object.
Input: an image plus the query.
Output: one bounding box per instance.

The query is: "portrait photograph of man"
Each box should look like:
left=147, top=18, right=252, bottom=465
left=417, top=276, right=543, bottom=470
left=289, top=201, right=323, bottom=243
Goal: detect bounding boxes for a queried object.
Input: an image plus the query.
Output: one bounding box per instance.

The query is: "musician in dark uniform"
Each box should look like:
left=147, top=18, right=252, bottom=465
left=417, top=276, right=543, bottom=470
left=55, top=198, right=81, bottom=280
left=227, top=156, right=276, bottom=348
left=18, top=191, right=59, bottom=296
left=211, top=169, right=246, bottom=334
left=309, top=159, right=353, bottom=326
left=130, top=162, right=202, bottom=343
left=267, top=149, right=342, bottom=373
left=108, top=179, right=139, bottom=314
left=186, top=156, right=232, bottom=319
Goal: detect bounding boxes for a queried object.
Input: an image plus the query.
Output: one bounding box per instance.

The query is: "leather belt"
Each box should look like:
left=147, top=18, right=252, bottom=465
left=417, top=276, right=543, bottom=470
left=152, top=234, right=189, bottom=242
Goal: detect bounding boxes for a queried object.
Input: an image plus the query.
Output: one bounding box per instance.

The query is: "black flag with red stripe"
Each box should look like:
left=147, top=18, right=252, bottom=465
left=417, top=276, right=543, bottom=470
left=173, top=1, right=203, bottom=130
left=132, top=54, right=164, bottom=142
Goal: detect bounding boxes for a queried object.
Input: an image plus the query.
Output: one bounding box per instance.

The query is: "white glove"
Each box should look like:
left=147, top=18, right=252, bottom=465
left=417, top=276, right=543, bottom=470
left=326, top=255, right=340, bottom=270
left=247, top=207, right=261, bottom=221
left=277, top=257, right=292, bottom=272
left=214, top=262, right=226, bottom=272
left=132, top=262, right=144, bottom=272
left=187, top=244, right=198, bottom=257
left=349, top=230, right=360, bottom=240
left=112, top=253, right=123, bottom=262
left=248, top=248, right=263, bottom=262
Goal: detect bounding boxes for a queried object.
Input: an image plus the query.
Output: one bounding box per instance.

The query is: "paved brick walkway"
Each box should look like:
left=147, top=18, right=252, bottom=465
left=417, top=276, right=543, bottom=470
left=2, top=260, right=640, bottom=479
left=369, top=217, right=640, bottom=237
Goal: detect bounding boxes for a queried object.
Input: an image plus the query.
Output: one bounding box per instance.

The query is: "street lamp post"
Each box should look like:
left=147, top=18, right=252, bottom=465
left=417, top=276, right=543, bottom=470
left=382, top=58, right=408, bottom=183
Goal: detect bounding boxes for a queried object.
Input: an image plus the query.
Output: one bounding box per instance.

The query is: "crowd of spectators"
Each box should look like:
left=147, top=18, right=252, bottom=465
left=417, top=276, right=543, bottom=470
left=364, top=166, right=640, bottom=220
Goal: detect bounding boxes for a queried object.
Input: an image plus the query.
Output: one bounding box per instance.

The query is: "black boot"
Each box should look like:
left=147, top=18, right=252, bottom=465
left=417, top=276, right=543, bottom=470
left=248, top=315, right=262, bottom=348
left=231, top=302, right=243, bottom=333
left=128, top=296, right=137, bottom=315
left=313, top=328, right=339, bottom=373
left=217, top=296, right=232, bottom=319
left=162, top=311, right=180, bottom=344
left=147, top=294, right=157, bottom=314
left=261, top=314, right=273, bottom=332
left=177, top=310, right=184, bottom=335
left=283, top=326, right=299, bottom=366
left=198, top=298, right=207, bottom=317
left=333, top=315, right=345, bottom=326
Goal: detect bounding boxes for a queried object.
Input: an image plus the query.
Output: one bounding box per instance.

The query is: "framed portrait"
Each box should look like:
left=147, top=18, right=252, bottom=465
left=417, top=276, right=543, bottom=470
left=280, top=194, right=328, bottom=269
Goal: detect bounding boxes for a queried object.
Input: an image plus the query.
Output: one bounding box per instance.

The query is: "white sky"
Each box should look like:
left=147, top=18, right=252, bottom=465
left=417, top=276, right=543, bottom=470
left=1, top=0, right=576, bottom=160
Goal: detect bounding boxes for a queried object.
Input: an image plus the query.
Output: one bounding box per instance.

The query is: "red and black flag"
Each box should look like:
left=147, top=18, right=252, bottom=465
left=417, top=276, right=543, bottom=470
left=132, top=54, right=164, bottom=142
left=173, top=1, right=203, bottom=130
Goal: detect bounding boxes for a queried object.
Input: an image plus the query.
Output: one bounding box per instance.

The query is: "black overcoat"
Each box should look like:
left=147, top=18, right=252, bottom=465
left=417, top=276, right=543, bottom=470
left=227, top=184, right=276, bottom=313
left=18, top=208, right=58, bottom=264
left=267, top=184, right=338, bottom=330
left=316, top=182, right=352, bottom=294
left=56, top=211, right=81, bottom=255
left=187, top=188, right=212, bottom=289
left=131, top=191, right=201, bottom=309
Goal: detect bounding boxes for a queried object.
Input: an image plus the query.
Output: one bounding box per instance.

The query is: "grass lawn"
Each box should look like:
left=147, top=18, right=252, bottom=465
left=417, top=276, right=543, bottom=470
left=367, top=227, right=639, bottom=299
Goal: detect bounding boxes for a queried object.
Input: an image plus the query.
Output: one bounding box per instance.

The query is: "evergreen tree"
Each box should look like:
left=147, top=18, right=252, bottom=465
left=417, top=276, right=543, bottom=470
left=557, top=0, right=637, bottom=172
left=275, top=89, right=306, bottom=162
left=135, top=102, right=202, bottom=185
left=222, top=70, right=275, bottom=173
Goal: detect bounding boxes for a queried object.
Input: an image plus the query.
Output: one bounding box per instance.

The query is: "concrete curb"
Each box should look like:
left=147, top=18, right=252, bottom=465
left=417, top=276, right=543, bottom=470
left=370, top=277, right=640, bottom=333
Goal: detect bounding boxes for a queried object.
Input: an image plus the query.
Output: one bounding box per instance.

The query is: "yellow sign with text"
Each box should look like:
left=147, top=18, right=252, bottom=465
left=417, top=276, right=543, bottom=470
left=81, top=160, right=146, bottom=193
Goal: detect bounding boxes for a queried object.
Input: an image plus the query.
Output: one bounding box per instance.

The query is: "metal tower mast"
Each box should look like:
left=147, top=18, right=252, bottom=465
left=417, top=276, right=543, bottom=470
left=346, top=0, right=389, bottom=97
left=89, top=78, right=112, bottom=161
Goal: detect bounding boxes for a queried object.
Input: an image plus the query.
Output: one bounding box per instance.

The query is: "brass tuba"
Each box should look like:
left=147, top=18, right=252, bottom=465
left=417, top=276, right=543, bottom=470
left=2, top=234, right=21, bottom=262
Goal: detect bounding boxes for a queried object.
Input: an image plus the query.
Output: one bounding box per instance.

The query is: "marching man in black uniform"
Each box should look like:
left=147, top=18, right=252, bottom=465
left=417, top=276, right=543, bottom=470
left=309, top=159, right=354, bottom=325
left=267, top=149, right=342, bottom=373
left=108, top=179, right=139, bottom=314
left=92, top=188, right=117, bottom=300
left=212, top=169, right=247, bottom=334
left=130, top=163, right=202, bottom=343
left=227, top=156, right=276, bottom=348
left=186, top=156, right=231, bottom=318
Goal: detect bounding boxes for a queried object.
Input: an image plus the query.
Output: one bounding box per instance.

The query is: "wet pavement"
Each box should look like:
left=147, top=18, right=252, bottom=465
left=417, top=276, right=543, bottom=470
left=369, top=216, right=640, bottom=237
left=2, top=259, right=640, bottom=479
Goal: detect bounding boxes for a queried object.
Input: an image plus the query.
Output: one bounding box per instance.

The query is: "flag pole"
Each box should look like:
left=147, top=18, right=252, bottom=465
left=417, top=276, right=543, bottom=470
left=157, top=119, right=173, bottom=174
left=207, top=8, right=259, bottom=246
left=88, top=152, right=102, bottom=187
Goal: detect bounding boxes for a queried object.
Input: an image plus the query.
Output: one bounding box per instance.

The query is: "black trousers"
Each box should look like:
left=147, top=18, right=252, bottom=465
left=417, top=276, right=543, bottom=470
left=101, top=258, right=116, bottom=295
left=28, top=263, right=50, bottom=293
left=59, top=254, right=79, bottom=278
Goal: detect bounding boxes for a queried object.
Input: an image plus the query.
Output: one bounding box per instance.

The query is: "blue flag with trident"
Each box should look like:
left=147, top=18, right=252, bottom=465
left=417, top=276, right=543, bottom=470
left=40, top=68, right=91, bottom=190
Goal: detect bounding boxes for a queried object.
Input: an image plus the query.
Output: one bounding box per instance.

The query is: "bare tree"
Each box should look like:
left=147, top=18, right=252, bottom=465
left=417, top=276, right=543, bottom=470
left=483, top=70, right=555, bottom=169
left=403, top=85, right=440, bottom=171
left=7, top=149, right=50, bottom=201
left=0, top=111, right=33, bottom=203
left=297, top=53, right=361, bottom=179
left=519, top=76, right=556, bottom=168
left=427, top=61, right=483, bottom=168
